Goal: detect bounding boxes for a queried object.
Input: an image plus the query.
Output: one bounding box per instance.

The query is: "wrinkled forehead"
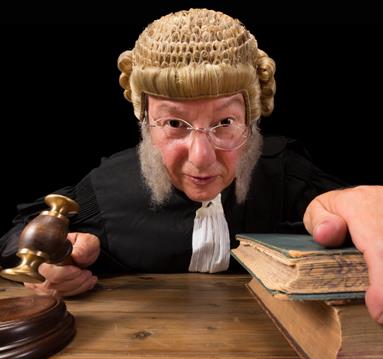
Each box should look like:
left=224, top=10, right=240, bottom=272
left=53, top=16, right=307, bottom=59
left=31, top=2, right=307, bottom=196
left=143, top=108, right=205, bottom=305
left=143, top=91, right=251, bottom=124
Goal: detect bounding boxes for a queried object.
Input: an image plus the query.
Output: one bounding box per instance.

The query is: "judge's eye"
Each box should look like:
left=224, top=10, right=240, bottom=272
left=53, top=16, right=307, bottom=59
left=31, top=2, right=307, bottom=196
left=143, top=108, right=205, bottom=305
left=164, top=119, right=189, bottom=128
left=215, top=117, right=235, bottom=127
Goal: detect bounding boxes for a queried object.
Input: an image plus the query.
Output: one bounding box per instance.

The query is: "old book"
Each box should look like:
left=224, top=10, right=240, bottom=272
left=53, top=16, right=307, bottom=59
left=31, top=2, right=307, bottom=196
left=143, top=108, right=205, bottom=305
left=232, top=233, right=367, bottom=298
left=247, top=277, right=383, bottom=359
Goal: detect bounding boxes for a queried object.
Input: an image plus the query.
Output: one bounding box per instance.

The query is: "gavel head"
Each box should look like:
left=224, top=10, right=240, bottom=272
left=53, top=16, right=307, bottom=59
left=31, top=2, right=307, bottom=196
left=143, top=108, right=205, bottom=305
left=0, top=194, right=79, bottom=283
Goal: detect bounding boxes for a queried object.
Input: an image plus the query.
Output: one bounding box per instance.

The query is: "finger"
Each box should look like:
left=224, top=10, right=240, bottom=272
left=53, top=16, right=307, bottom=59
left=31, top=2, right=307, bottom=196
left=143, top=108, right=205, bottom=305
left=67, top=232, right=100, bottom=267
left=23, top=264, right=82, bottom=290
left=312, top=218, right=348, bottom=247
left=24, top=282, right=59, bottom=297
left=58, top=275, right=98, bottom=297
left=304, top=198, right=348, bottom=247
left=364, top=246, right=383, bottom=324
left=24, top=282, right=39, bottom=292
left=44, top=270, right=94, bottom=294
left=24, top=271, right=97, bottom=297
left=38, top=263, right=83, bottom=283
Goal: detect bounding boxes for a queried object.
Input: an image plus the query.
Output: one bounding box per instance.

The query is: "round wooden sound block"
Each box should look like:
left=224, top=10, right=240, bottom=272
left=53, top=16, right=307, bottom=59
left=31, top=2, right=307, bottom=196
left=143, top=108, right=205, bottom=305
left=0, top=295, right=75, bottom=358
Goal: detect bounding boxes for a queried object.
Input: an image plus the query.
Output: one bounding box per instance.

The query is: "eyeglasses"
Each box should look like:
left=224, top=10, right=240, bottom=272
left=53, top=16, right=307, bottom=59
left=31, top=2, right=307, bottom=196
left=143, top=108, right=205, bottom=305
left=145, top=116, right=251, bottom=151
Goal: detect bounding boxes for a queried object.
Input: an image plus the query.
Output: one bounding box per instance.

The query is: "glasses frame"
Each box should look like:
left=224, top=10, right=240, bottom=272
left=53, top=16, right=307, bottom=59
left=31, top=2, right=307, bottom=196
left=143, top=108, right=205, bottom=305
left=144, top=114, right=251, bottom=151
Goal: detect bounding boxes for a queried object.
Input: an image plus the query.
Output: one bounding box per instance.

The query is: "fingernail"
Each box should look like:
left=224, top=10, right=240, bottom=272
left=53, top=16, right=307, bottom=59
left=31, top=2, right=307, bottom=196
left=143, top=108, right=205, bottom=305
left=313, top=221, right=329, bottom=238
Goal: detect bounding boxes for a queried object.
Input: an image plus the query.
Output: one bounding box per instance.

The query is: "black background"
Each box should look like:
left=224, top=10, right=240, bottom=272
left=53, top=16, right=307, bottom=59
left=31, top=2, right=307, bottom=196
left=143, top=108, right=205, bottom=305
left=1, top=3, right=382, bottom=235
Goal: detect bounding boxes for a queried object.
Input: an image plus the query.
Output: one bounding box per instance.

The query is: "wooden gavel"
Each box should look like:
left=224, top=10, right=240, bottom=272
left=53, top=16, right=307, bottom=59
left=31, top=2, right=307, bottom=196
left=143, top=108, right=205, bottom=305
left=0, top=194, right=79, bottom=283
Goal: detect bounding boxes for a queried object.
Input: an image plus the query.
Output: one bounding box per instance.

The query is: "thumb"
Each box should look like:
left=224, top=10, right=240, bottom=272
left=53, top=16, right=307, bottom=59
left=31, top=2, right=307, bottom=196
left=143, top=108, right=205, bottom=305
left=364, top=247, right=383, bottom=323
left=67, top=232, right=100, bottom=267
left=303, top=197, right=348, bottom=247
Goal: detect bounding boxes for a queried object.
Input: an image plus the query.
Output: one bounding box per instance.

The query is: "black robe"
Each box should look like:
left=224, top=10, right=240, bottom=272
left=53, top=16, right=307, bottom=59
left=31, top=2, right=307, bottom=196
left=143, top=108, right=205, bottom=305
left=0, top=136, right=346, bottom=274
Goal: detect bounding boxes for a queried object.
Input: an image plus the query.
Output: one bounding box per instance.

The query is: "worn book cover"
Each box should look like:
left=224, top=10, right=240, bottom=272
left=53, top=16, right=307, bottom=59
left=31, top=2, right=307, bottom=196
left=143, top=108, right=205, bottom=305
left=247, top=277, right=383, bottom=359
left=232, top=233, right=367, bottom=299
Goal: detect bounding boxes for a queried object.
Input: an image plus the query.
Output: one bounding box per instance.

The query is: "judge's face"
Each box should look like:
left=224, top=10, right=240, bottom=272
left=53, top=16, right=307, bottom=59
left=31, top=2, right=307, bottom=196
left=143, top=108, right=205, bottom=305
left=147, top=93, right=247, bottom=202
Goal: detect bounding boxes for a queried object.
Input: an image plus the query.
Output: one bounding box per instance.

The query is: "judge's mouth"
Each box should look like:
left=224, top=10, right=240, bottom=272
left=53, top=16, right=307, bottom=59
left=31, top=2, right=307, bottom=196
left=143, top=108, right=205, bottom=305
left=186, top=175, right=217, bottom=185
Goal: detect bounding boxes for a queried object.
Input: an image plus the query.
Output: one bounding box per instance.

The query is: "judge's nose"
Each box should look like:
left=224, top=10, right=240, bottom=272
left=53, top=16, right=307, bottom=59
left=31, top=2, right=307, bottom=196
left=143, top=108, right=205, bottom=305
left=187, top=131, right=217, bottom=170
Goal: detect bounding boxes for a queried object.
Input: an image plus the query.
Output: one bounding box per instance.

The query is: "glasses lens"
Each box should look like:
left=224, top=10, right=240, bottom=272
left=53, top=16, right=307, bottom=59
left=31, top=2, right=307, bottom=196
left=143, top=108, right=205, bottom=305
left=152, top=118, right=250, bottom=150
left=211, top=124, right=249, bottom=150
left=157, top=119, right=191, bottom=139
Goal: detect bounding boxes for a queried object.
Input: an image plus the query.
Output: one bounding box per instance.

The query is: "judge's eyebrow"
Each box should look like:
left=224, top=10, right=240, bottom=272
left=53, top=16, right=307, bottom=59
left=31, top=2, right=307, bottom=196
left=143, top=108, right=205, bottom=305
left=214, top=97, right=244, bottom=113
left=150, top=96, right=244, bottom=117
left=150, top=103, right=188, bottom=117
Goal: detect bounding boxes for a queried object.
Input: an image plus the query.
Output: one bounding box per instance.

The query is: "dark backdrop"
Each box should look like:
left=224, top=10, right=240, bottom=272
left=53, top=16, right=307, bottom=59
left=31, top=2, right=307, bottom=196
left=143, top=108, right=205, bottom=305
left=1, top=13, right=382, bottom=235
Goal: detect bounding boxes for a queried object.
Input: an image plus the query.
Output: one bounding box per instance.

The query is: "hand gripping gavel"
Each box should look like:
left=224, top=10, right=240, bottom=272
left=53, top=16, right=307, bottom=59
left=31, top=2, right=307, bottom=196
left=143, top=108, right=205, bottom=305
left=0, top=194, right=79, bottom=283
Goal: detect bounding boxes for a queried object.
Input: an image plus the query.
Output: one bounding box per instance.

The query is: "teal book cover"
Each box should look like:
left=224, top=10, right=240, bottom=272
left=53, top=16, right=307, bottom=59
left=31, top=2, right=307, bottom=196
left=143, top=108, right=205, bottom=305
left=236, top=233, right=359, bottom=257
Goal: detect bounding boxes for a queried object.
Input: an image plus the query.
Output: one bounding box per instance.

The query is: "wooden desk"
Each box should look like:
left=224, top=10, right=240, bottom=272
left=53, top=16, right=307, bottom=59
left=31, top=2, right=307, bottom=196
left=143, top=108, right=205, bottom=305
left=0, top=274, right=298, bottom=358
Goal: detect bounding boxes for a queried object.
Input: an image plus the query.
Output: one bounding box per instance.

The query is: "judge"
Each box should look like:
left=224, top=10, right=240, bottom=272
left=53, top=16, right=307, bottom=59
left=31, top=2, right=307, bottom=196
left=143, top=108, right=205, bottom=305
left=1, top=9, right=382, bottom=325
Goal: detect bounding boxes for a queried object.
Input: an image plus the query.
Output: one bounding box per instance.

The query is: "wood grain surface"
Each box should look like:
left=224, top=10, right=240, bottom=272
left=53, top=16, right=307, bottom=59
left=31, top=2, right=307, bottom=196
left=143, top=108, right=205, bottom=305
left=0, top=273, right=298, bottom=358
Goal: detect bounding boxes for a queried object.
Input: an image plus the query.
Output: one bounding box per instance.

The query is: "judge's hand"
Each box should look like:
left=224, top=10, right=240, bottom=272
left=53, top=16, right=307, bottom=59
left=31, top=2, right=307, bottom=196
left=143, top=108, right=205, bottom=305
left=24, top=232, right=100, bottom=297
left=303, top=185, right=383, bottom=324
